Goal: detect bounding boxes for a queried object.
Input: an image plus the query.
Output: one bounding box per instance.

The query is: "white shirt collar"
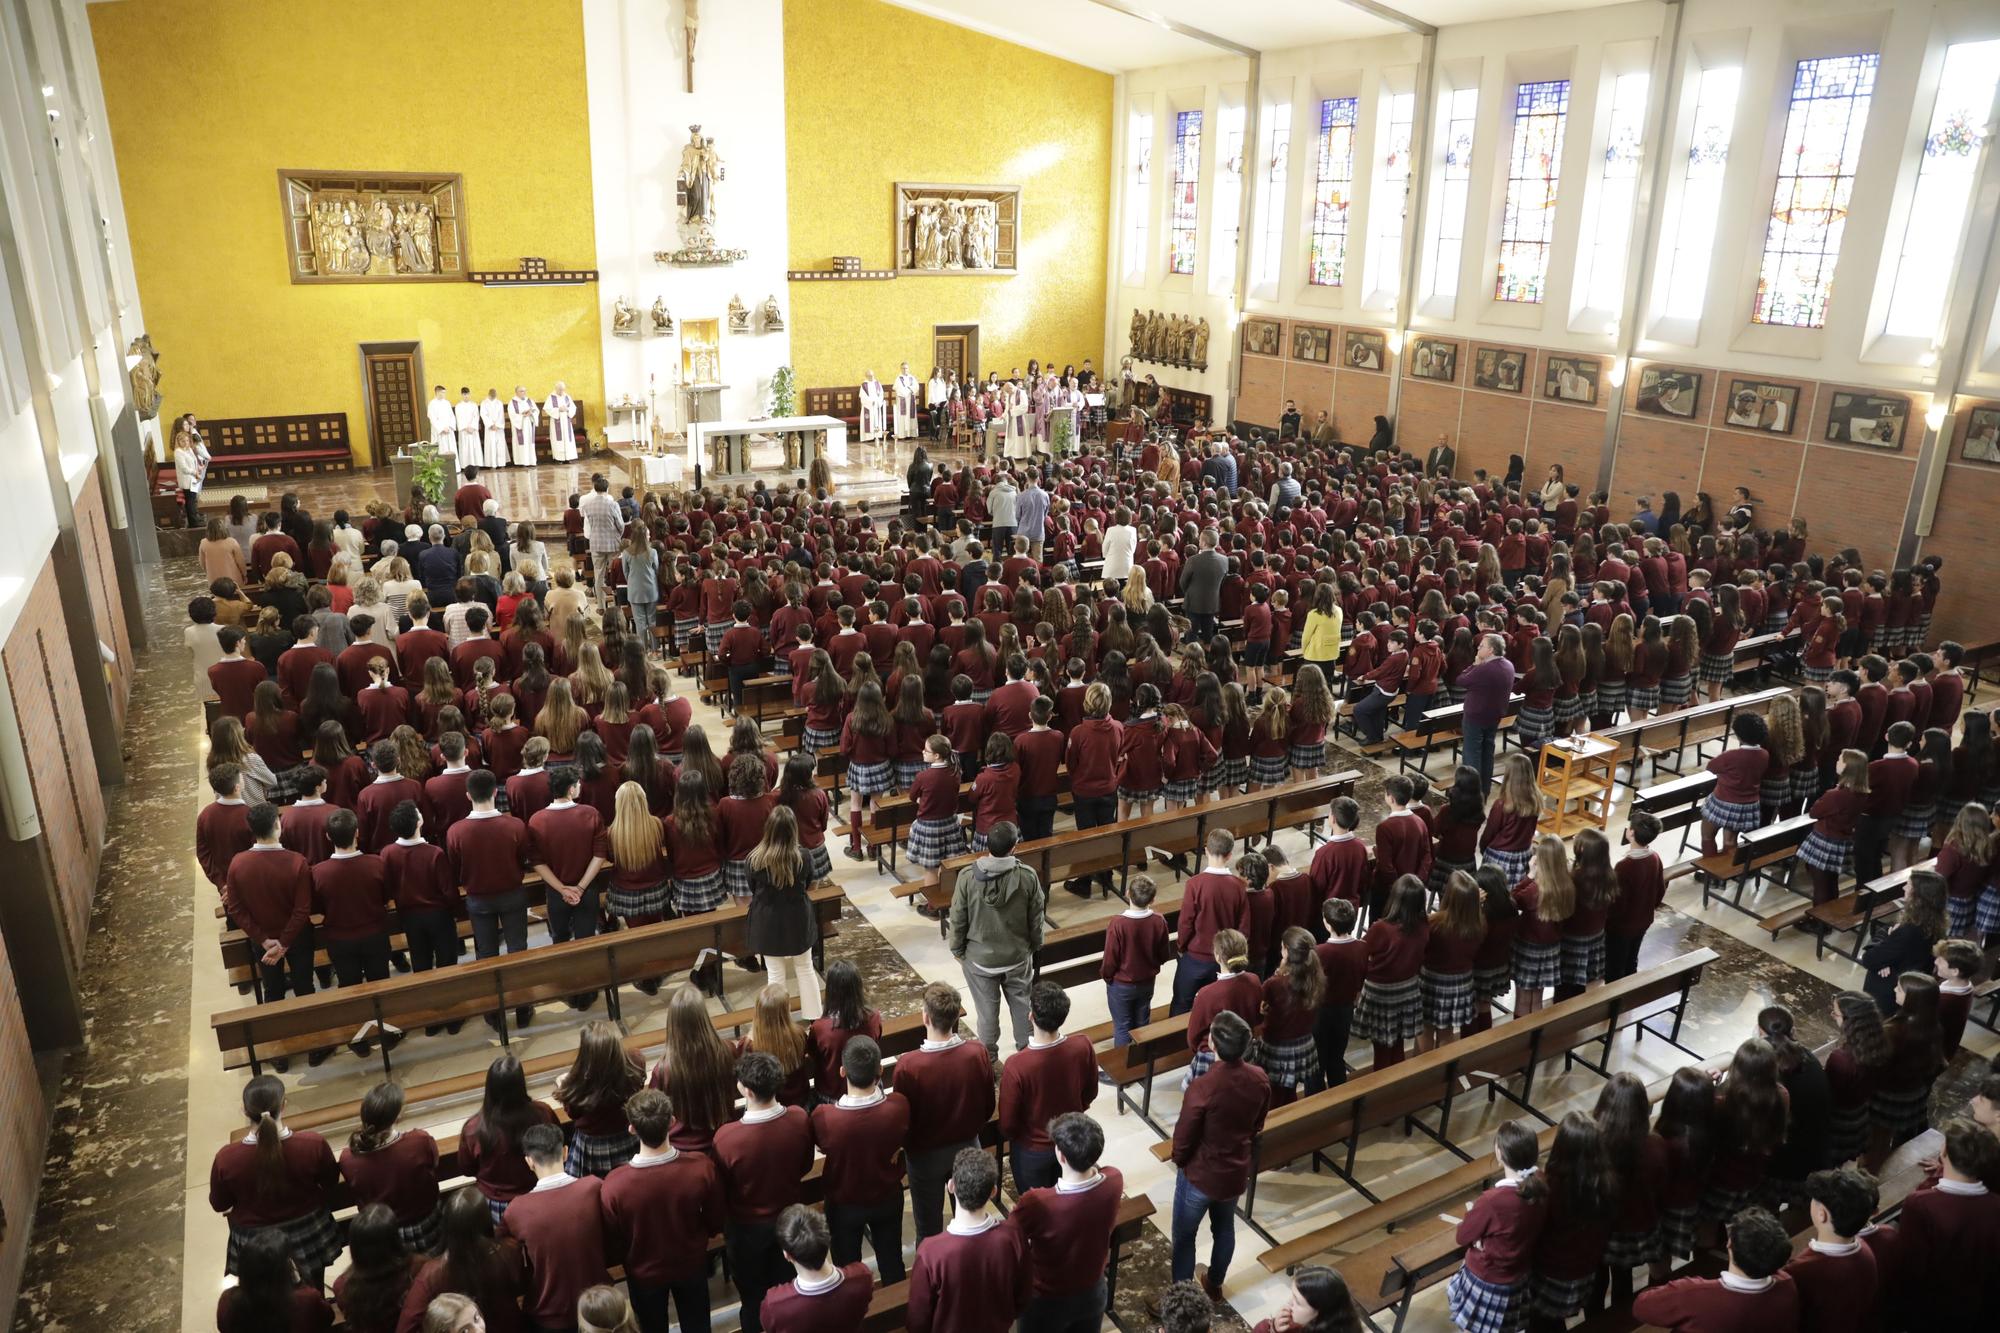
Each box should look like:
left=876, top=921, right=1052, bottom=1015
left=547, top=799, right=577, bottom=810
left=629, top=1146, right=679, bottom=1168
left=466, top=808, right=503, bottom=820
left=216, top=797, right=246, bottom=807
left=517, top=765, right=544, bottom=776
left=792, top=1266, right=846, bottom=1296
left=1808, top=1238, right=1860, bottom=1256
left=330, top=849, right=363, bottom=860
left=1383, top=808, right=1415, bottom=819
left=946, top=1211, right=1000, bottom=1237
left=443, top=764, right=471, bottom=775
left=837, top=1089, right=886, bottom=1109
left=371, top=773, right=404, bottom=785
left=741, top=1104, right=787, bottom=1124
left=1941, top=979, right=1973, bottom=994
left=1937, top=1176, right=1989, bottom=1196
left=529, top=1173, right=576, bottom=1194
left=394, top=836, right=427, bottom=847
left=1027, top=1032, right=1062, bottom=1049
left=1328, top=831, right=1355, bottom=842
left=249, top=842, right=287, bottom=852
left=1121, top=907, right=1154, bottom=919
left=294, top=797, right=325, bottom=808
left=919, top=1034, right=964, bottom=1052
left=1056, top=1169, right=1105, bottom=1195
left=241, top=1125, right=292, bottom=1144
left=1718, top=1272, right=1774, bottom=1293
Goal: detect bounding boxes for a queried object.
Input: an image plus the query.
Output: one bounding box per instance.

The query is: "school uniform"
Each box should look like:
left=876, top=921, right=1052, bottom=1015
left=811, top=1089, right=913, bottom=1283
left=1422, top=924, right=1482, bottom=1032
left=998, top=1033, right=1099, bottom=1191
left=1354, top=919, right=1429, bottom=1049
left=1479, top=804, right=1538, bottom=886
left=197, top=797, right=254, bottom=891
left=760, top=1263, right=876, bottom=1333
left=809, top=1009, right=884, bottom=1102
left=1168, top=1055, right=1271, bottom=1287
left=841, top=717, right=894, bottom=801
left=893, top=1034, right=995, bottom=1241
left=1801, top=787, right=1864, bottom=894
left=1857, top=750, right=1917, bottom=885
left=713, top=1105, right=818, bottom=1333
left=1013, top=726, right=1065, bottom=840
left=312, top=850, right=392, bottom=986
left=1702, top=746, right=1769, bottom=834
left=1604, top=849, right=1665, bottom=979
left=210, top=1127, right=342, bottom=1277
left=907, top=1212, right=1029, bottom=1333
left=1314, top=934, right=1367, bottom=1084
left=1116, top=713, right=1166, bottom=803
left=1173, top=869, right=1249, bottom=1014
left=1631, top=1270, right=1800, bottom=1333
left=1447, top=1178, right=1547, bottom=1333
left=1510, top=880, right=1563, bottom=990
left=1886, top=1176, right=2000, bottom=1327
left=906, top=763, right=967, bottom=869
left=338, top=1129, right=442, bottom=1255
left=498, top=1172, right=610, bottom=1332
left=1185, top=970, right=1264, bottom=1080
left=1259, top=968, right=1323, bottom=1095
left=225, top=844, right=317, bottom=1002
left=663, top=813, right=725, bottom=915
left=1309, top=833, right=1372, bottom=916
left=1100, top=908, right=1171, bottom=1045
left=1785, top=1237, right=1878, bottom=1333
left=1373, top=809, right=1433, bottom=917
left=446, top=809, right=533, bottom=958
left=968, top=762, right=1020, bottom=852
left=1012, top=1166, right=1125, bottom=1332
left=718, top=792, right=778, bottom=899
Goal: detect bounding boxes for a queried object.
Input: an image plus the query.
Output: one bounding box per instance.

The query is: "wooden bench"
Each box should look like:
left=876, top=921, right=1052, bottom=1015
left=1144, top=949, right=1718, bottom=1223
left=1632, top=771, right=1716, bottom=866
left=209, top=887, right=844, bottom=1075
left=1693, top=815, right=1812, bottom=919
left=1388, top=695, right=1524, bottom=774
left=1598, top=685, right=1791, bottom=789
left=1033, top=895, right=1183, bottom=992
left=1730, top=630, right=1800, bottom=683
left=1961, top=638, right=2000, bottom=703
left=1776, top=858, right=1930, bottom=963
left=865, top=768, right=1076, bottom=874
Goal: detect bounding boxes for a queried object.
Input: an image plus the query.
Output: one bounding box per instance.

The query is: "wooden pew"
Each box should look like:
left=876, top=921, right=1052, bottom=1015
left=209, top=887, right=845, bottom=1075
left=1777, top=857, right=1930, bottom=962
left=1387, top=694, right=1524, bottom=774
left=865, top=768, right=1076, bottom=874
left=1144, top=949, right=1718, bottom=1223
left=1597, top=685, right=1791, bottom=789
left=1631, top=771, right=1715, bottom=866
left=1692, top=814, right=1813, bottom=919
left=1033, top=895, right=1184, bottom=992
left=1730, top=630, right=1801, bottom=684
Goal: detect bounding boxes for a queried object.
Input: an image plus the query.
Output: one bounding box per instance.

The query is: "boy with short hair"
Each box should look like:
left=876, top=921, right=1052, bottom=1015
left=1606, top=810, right=1666, bottom=981
left=1314, top=898, right=1365, bottom=1086
left=1011, top=1112, right=1124, bottom=1332
left=1632, top=1206, right=1800, bottom=1331
left=1307, top=797, right=1370, bottom=926
left=907, top=1147, right=1029, bottom=1333
left=601, top=1088, right=725, bottom=1333
left=1785, top=1166, right=1880, bottom=1333
left=713, top=1052, right=817, bottom=1333
left=893, top=982, right=995, bottom=1242
left=1371, top=776, right=1432, bottom=920
left=999, top=980, right=1100, bottom=1192
left=1174, top=830, right=1250, bottom=1014
left=196, top=763, right=252, bottom=892
left=809, top=1035, right=911, bottom=1284
left=1100, top=874, right=1171, bottom=1047
left=506, top=735, right=555, bottom=822
left=1934, top=938, right=1982, bottom=1058
left=759, top=1204, right=876, bottom=1333
left=499, top=1122, right=610, bottom=1332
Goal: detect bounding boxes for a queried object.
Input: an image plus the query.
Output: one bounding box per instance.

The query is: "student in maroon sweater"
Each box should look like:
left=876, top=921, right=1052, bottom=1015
left=1309, top=797, right=1372, bottom=924
left=337, top=1083, right=443, bottom=1259
left=1100, top=875, right=1172, bottom=1046
left=447, top=770, right=535, bottom=1030
left=1315, top=898, right=1366, bottom=1086
left=197, top=764, right=254, bottom=892
left=1169, top=1010, right=1271, bottom=1298
left=1355, top=876, right=1431, bottom=1070
left=1445, top=1119, right=1548, bottom=1333
left=1856, top=722, right=1918, bottom=885
left=1606, top=811, right=1666, bottom=980
left=893, top=982, right=996, bottom=1242
left=528, top=765, right=609, bottom=961
left=1173, top=829, right=1251, bottom=1015
left=497, top=1123, right=610, bottom=1332
left=1012, top=1112, right=1125, bottom=1331
left=421, top=732, right=476, bottom=834
left=1062, top=681, right=1124, bottom=897
left=1699, top=714, right=1771, bottom=859
left=601, top=1088, right=725, bottom=1333
left=1784, top=1165, right=1880, bottom=1333
left=210, top=1074, right=342, bottom=1284
left=908, top=1148, right=1029, bottom=1333
left=1373, top=776, right=1434, bottom=917
left=1879, top=1117, right=2000, bottom=1325
left=225, top=803, right=318, bottom=1011
left=714, top=1052, right=818, bottom=1333
left=760, top=1205, right=876, bottom=1333
left=356, top=739, right=425, bottom=854
left=1632, top=1206, right=1800, bottom=1333
left=999, top=981, right=1101, bottom=1192
left=810, top=1036, right=911, bottom=1284
left=312, top=808, right=395, bottom=1010
left=210, top=628, right=269, bottom=718
left=1013, top=697, right=1066, bottom=841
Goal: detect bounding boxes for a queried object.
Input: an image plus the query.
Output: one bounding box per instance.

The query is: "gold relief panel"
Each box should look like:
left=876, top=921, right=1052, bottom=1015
left=279, top=170, right=468, bottom=283
left=894, top=183, right=1019, bottom=276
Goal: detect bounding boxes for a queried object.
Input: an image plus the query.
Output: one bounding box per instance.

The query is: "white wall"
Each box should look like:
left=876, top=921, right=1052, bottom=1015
left=582, top=0, right=794, bottom=441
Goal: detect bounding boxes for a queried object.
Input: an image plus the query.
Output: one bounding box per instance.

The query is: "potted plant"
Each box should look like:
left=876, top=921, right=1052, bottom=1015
left=769, top=364, right=797, bottom=419
left=407, top=443, right=451, bottom=504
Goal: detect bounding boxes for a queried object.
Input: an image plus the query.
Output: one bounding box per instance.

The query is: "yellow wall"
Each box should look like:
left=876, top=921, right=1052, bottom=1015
left=783, top=0, right=1113, bottom=388
left=88, top=0, right=601, bottom=466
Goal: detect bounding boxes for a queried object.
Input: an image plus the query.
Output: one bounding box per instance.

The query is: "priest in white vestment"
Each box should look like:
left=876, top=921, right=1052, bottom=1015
left=892, top=363, right=920, bottom=440
left=927, top=368, right=951, bottom=441
left=480, top=390, right=508, bottom=468
left=544, top=383, right=578, bottom=462
left=859, top=371, right=887, bottom=444
left=1005, top=382, right=1031, bottom=460
left=427, top=386, right=457, bottom=455
left=454, top=389, right=482, bottom=467
left=508, top=387, right=540, bottom=467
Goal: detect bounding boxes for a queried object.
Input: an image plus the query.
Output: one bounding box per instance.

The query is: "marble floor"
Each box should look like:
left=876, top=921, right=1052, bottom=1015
left=11, top=540, right=1996, bottom=1332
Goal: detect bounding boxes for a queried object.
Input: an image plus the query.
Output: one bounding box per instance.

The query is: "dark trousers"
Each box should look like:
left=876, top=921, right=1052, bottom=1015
left=990, top=524, right=1015, bottom=553
left=724, top=1219, right=786, bottom=1333
left=728, top=664, right=760, bottom=711
left=1106, top=978, right=1155, bottom=1045
left=1065, top=794, right=1118, bottom=895
left=470, top=889, right=530, bottom=958
left=1171, top=1173, right=1235, bottom=1284
left=1314, top=1000, right=1354, bottom=1086
left=1011, top=1144, right=1058, bottom=1193
left=326, top=932, right=391, bottom=988
left=1855, top=812, right=1892, bottom=886
left=629, top=1275, right=710, bottom=1333
left=404, top=908, right=460, bottom=972
left=544, top=884, right=602, bottom=943
left=180, top=488, right=202, bottom=527
left=1603, top=932, right=1644, bottom=982
left=257, top=926, right=318, bottom=1003
left=828, top=1192, right=906, bottom=1283
left=1018, top=794, right=1059, bottom=843
left=1190, top=612, right=1218, bottom=643
left=1404, top=691, right=1434, bottom=730
left=1171, top=954, right=1219, bottom=1016
left=1354, top=687, right=1392, bottom=744
left=907, top=1141, right=974, bottom=1241
left=1020, top=1277, right=1108, bottom=1333
left=1461, top=719, right=1498, bottom=787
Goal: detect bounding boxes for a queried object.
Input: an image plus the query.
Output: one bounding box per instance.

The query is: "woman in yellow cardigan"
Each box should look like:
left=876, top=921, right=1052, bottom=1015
left=1301, top=582, right=1344, bottom=684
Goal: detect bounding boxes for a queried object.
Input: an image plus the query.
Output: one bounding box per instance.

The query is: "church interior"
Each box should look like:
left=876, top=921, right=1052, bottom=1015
left=3, top=0, right=2000, bottom=1329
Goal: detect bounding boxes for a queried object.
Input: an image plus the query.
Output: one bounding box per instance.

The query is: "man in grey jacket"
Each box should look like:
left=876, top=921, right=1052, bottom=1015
left=946, top=821, right=1044, bottom=1058
left=1179, top=530, right=1228, bottom=643
left=988, top=473, right=1019, bottom=555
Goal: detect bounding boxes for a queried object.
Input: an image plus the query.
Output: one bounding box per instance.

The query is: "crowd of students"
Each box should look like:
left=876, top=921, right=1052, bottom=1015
left=194, top=427, right=1995, bottom=1332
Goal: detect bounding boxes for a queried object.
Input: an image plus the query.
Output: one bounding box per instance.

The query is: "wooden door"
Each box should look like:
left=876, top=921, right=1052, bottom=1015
left=361, top=348, right=422, bottom=467
left=933, top=333, right=968, bottom=382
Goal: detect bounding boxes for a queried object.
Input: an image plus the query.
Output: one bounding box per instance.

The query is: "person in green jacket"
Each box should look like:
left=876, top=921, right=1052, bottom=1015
left=947, top=821, right=1045, bottom=1059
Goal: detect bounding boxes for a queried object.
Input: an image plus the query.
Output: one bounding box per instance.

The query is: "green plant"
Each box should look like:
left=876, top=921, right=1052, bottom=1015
left=769, top=364, right=797, bottom=418
left=410, top=444, right=451, bottom=502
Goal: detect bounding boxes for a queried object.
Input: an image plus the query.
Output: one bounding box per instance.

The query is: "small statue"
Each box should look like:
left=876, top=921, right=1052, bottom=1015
left=127, top=334, right=162, bottom=420
left=650, top=297, right=673, bottom=335
left=1128, top=309, right=1144, bottom=361
left=612, top=297, right=639, bottom=337
left=1192, top=318, right=1210, bottom=369
left=727, top=294, right=749, bottom=333
left=760, top=294, right=784, bottom=332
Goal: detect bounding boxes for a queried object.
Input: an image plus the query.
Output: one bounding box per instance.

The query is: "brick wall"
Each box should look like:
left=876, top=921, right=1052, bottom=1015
left=1, top=566, right=107, bottom=966
left=70, top=473, right=131, bottom=723
left=0, top=937, right=41, bottom=1311
left=1918, top=398, right=2000, bottom=648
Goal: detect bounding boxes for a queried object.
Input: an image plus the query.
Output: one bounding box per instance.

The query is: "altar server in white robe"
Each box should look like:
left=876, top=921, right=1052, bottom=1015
left=859, top=370, right=887, bottom=444
left=427, top=386, right=458, bottom=456
left=508, top=386, right=540, bottom=467
left=479, top=390, right=508, bottom=468
left=454, top=388, right=483, bottom=467
left=892, top=363, right=920, bottom=440
left=544, top=382, right=578, bottom=462
left=1005, top=380, right=1032, bottom=460
left=926, top=368, right=950, bottom=440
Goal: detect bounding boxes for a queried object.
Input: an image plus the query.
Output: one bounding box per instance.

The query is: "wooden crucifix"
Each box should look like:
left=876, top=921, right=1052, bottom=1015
left=683, top=0, right=699, bottom=93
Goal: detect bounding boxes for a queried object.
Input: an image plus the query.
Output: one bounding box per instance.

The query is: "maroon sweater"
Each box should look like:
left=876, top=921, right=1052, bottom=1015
left=1890, top=1178, right=2000, bottom=1324
left=505, top=768, right=552, bottom=824
left=356, top=776, right=424, bottom=854
left=1171, top=1057, right=1271, bottom=1199
left=383, top=838, right=456, bottom=914
left=891, top=1036, right=995, bottom=1150
left=1012, top=1165, right=1125, bottom=1298
left=1632, top=1272, right=1800, bottom=1333
left=811, top=1091, right=913, bottom=1204
left=210, top=1130, right=339, bottom=1228
left=456, top=1105, right=558, bottom=1206
left=1373, top=811, right=1433, bottom=894
left=909, top=764, right=960, bottom=821
left=1363, top=919, right=1429, bottom=984
left=1063, top=718, right=1124, bottom=797
left=712, top=1106, right=817, bottom=1223
left=908, top=1217, right=1029, bottom=1333
left=1180, top=870, right=1249, bottom=962
left=197, top=799, right=254, bottom=889
left=1458, top=1181, right=1547, bottom=1285
left=760, top=1262, right=876, bottom=1333
left=1310, top=835, right=1371, bottom=906
left=446, top=812, right=531, bottom=898
left=600, top=1149, right=725, bottom=1283
left=997, top=1035, right=1099, bottom=1150
left=1188, top=972, right=1264, bottom=1052
left=1100, top=910, right=1172, bottom=984
left=338, top=1130, right=440, bottom=1225
left=312, top=852, right=391, bottom=941
left=280, top=800, right=338, bottom=864
left=422, top=769, right=474, bottom=834
left=527, top=801, right=604, bottom=884
left=1014, top=727, right=1064, bottom=797
left=1316, top=937, right=1368, bottom=1005
left=225, top=845, right=314, bottom=949
left=498, top=1175, right=610, bottom=1326
left=1607, top=850, right=1667, bottom=936
left=1785, top=1242, right=1879, bottom=1333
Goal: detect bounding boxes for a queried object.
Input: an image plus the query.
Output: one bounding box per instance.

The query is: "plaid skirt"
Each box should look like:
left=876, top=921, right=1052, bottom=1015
left=850, top=759, right=894, bottom=799
left=1531, top=1271, right=1598, bottom=1321
left=567, top=1128, right=639, bottom=1178
left=1164, top=777, right=1202, bottom=803
left=1202, top=757, right=1228, bottom=793
left=396, top=1201, right=445, bottom=1256
left=1474, top=962, right=1514, bottom=1000
left=1803, top=664, right=1834, bottom=683
left=269, top=764, right=315, bottom=806
left=1979, top=885, right=2000, bottom=934
left=1791, top=767, right=1822, bottom=806
left=1894, top=803, right=1935, bottom=840
left=1251, top=754, right=1290, bottom=786
left=1870, top=1081, right=1933, bottom=1144
left=1428, top=856, right=1475, bottom=896
left=1512, top=939, right=1560, bottom=990
left=1657, top=1203, right=1699, bottom=1258
left=608, top=878, right=672, bottom=919
left=1554, top=693, right=1588, bottom=727
left=969, top=826, right=997, bottom=852
left=908, top=817, right=967, bottom=868
left=1600, top=1225, right=1662, bottom=1269
left=674, top=869, right=727, bottom=915
left=1759, top=775, right=1791, bottom=811
left=895, top=759, right=925, bottom=790
left=1259, top=1031, right=1322, bottom=1091
left=1355, top=974, right=1424, bottom=1042
left=1560, top=932, right=1606, bottom=987
left=1118, top=786, right=1161, bottom=807
left=705, top=621, right=730, bottom=654
left=1799, top=831, right=1852, bottom=876
left=673, top=616, right=701, bottom=651
left=803, top=725, right=841, bottom=751
left=1223, top=756, right=1251, bottom=789
left=1698, top=652, right=1735, bottom=685
left=1699, top=1182, right=1754, bottom=1229
left=1596, top=680, right=1628, bottom=715
left=1423, top=967, right=1478, bottom=1030
left=1188, top=1047, right=1218, bottom=1081
left=227, top=1209, right=342, bottom=1276
left=1765, top=611, right=1789, bottom=635
left=1483, top=843, right=1534, bottom=887
left=723, top=859, right=754, bottom=900
left=1515, top=705, right=1553, bottom=747
left=1701, top=794, right=1761, bottom=833
left=1289, top=741, right=1327, bottom=771
left=1947, top=892, right=1977, bottom=937
left=1627, top=683, right=1662, bottom=714
left=1578, top=687, right=1598, bottom=718
left=486, top=1193, right=510, bottom=1228
left=970, top=688, right=993, bottom=704
left=804, top=842, right=833, bottom=883
left=1661, top=673, right=1695, bottom=709
left=1827, top=1103, right=1870, bottom=1165
left=1447, top=1267, right=1529, bottom=1333
left=1937, top=794, right=1971, bottom=827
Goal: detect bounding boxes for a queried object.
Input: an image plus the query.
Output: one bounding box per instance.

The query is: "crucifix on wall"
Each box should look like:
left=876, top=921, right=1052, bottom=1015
left=683, top=0, right=698, bottom=93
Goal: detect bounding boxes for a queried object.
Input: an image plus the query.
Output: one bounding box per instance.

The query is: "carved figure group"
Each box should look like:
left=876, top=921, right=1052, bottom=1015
left=1126, top=308, right=1210, bottom=371
left=908, top=197, right=998, bottom=270
left=311, top=196, right=438, bottom=276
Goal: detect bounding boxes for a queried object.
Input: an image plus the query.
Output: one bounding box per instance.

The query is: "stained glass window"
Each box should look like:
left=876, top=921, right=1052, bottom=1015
left=1578, top=72, right=1649, bottom=315
left=1168, top=109, right=1203, bottom=276
left=1308, top=97, right=1359, bottom=286
left=1211, top=103, right=1247, bottom=294
left=1752, top=53, right=1878, bottom=328
left=1660, top=66, right=1740, bottom=321
left=1254, top=101, right=1292, bottom=287
left=1365, top=91, right=1418, bottom=300
left=1125, top=114, right=1152, bottom=281
left=1884, top=40, right=2000, bottom=338
left=1422, top=86, right=1479, bottom=304
left=1495, top=79, right=1570, bottom=303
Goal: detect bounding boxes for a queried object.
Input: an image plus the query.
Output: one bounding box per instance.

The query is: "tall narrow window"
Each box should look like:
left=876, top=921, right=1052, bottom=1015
left=1211, top=103, right=1248, bottom=294
left=1752, top=53, right=1878, bottom=328
left=1254, top=101, right=1292, bottom=287
left=1580, top=72, right=1649, bottom=315
left=1422, top=86, right=1479, bottom=303
left=1365, top=91, right=1417, bottom=300
left=1884, top=40, right=2000, bottom=339
left=1495, top=79, right=1570, bottom=303
left=1124, top=114, right=1153, bottom=282
left=1168, top=109, right=1203, bottom=276
left=1308, top=97, right=1359, bottom=286
left=1660, top=66, right=1740, bottom=321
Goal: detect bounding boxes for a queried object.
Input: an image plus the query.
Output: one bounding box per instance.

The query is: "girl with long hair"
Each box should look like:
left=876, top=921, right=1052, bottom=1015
left=1480, top=752, right=1541, bottom=886
left=1825, top=990, right=1889, bottom=1165
left=1468, top=866, right=1520, bottom=1035
left=403, top=1187, right=526, bottom=1327
left=1592, top=1072, right=1664, bottom=1307
left=741, top=981, right=814, bottom=1106
left=1699, top=713, right=1770, bottom=859
left=663, top=771, right=725, bottom=916
left=1429, top=766, right=1486, bottom=894
left=1873, top=971, right=1945, bottom=1153
left=1445, top=1118, right=1549, bottom=1333
left=1510, top=836, right=1573, bottom=1017
left=1794, top=684, right=1830, bottom=811
left=338, top=1081, right=443, bottom=1257
left=1516, top=638, right=1558, bottom=750
left=1528, top=1112, right=1611, bottom=1332
left=1896, top=725, right=1952, bottom=868
left=1701, top=1038, right=1789, bottom=1232
left=775, top=750, right=835, bottom=886
left=1757, top=1003, right=1831, bottom=1204
left=619, top=725, right=672, bottom=817
left=331, top=1204, right=413, bottom=1333
left=1289, top=663, right=1335, bottom=779
left=209, top=714, right=279, bottom=805
left=1270, top=1265, right=1360, bottom=1333
left=810, top=959, right=883, bottom=1102
left=1355, top=875, right=1431, bottom=1070
left=1219, top=680, right=1254, bottom=791
left=1649, top=1067, right=1716, bottom=1277
left=1249, top=686, right=1292, bottom=789
left=840, top=681, right=895, bottom=859
left=218, top=1229, right=333, bottom=1333
left=457, top=1054, right=557, bottom=1226
left=1556, top=828, right=1613, bottom=1001
left=570, top=641, right=614, bottom=712
left=748, top=806, right=822, bottom=1018
left=556, top=1020, right=645, bottom=1177
left=1801, top=748, right=1869, bottom=906
left=533, top=677, right=591, bottom=760
left=1937, top=800, right=1996, bottom=937
left=646, top=984, right=736, bottom=1151
left=1861, top=868, right=1948, bottom=1012
left=1421, top=870, right=1486, bottom=1051
left=209, top=1074, right=342, bottom=1284
left=1262, top=926, right=1328, bottom=1104
left=675, top=724, right=725, bottom=796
